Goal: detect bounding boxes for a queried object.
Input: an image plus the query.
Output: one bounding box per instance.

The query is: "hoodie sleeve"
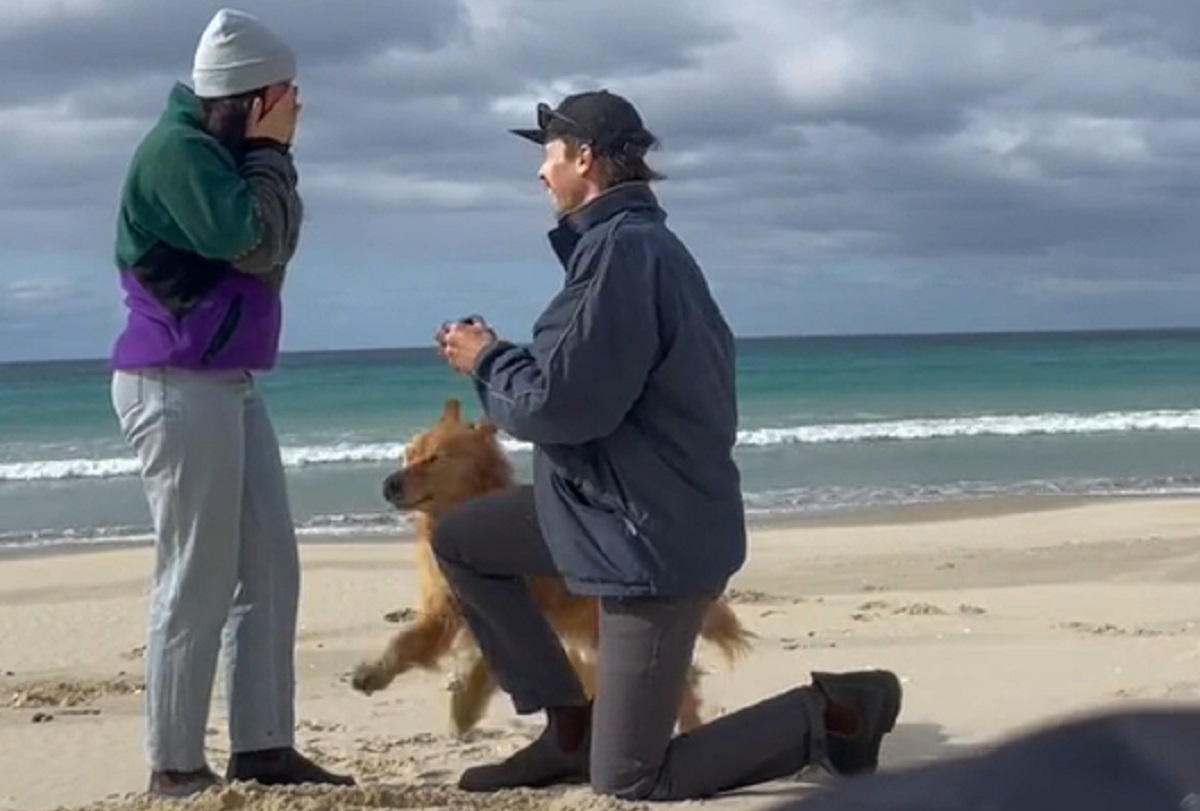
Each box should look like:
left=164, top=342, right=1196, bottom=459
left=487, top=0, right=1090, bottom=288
left=229, top=140, right=304, bottom=281
left=471, top=229, right=660, bottom=446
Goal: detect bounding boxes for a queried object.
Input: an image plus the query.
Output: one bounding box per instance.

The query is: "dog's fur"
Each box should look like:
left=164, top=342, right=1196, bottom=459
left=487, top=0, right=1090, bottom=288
left=350, top=398, right=756, bottom=735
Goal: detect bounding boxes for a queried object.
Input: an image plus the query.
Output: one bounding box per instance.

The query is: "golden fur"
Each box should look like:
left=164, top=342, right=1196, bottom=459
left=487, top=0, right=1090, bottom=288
left=350, top=397, right=755, bottom=735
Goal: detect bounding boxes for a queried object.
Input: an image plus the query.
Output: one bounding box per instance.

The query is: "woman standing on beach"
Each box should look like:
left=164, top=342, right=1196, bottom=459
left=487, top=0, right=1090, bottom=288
left=108, top=8, right=353, bottom=797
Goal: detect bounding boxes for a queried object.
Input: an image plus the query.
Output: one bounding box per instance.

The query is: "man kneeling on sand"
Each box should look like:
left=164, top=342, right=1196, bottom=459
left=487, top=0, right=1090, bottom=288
left=433, top=89, right=904, bottom=801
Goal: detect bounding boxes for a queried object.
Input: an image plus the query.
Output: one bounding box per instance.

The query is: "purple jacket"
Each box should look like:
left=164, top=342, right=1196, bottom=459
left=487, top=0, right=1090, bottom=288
left=111, top=269, right=282, bottom=371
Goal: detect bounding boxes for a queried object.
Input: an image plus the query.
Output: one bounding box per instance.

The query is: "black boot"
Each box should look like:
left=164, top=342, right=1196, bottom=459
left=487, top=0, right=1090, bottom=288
left=812, top=669, right=903, bottom=776
left=147, top=765, right=221, bottom=798
left=457, top=704, right=591, bottom=792
left=225, top=747, right=355, bottom=787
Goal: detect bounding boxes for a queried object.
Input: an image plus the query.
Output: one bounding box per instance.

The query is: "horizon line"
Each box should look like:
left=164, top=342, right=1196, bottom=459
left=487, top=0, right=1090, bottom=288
left=4, top=324, right=1200, bottom=368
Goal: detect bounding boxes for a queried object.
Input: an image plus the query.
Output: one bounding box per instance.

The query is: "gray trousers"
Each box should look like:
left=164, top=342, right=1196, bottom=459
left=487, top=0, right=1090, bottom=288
left=112, top=369, right=299, bottom=771
left=432, top=485, right=829, bottom=801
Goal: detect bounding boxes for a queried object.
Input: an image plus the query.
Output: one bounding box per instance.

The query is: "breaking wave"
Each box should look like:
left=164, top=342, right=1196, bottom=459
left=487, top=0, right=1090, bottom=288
left=3, top=408, right=1200, bottom=483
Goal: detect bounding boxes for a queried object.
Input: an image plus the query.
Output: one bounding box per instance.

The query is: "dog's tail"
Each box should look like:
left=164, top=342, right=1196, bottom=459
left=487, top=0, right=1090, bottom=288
left=698, top=599, right=757, bottom=666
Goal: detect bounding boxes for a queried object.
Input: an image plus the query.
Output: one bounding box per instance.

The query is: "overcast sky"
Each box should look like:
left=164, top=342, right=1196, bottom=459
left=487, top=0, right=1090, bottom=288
left=1, top=0, right=1197, bottom=362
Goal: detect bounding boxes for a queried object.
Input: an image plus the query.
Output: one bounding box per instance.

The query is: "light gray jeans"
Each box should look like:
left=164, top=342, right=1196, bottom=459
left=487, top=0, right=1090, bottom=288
left=112, top=368, right=299, bottom=771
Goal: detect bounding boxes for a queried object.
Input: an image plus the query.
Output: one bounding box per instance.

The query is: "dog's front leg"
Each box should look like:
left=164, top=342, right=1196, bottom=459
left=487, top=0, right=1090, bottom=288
left=351, top=598, right=463, bottom=695
left=448, top=649, right=499, bottom=736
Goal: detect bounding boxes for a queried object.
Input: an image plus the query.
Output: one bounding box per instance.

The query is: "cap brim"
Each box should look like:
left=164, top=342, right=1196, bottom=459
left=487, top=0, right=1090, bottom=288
left=508, top=128, right=547, bottom=144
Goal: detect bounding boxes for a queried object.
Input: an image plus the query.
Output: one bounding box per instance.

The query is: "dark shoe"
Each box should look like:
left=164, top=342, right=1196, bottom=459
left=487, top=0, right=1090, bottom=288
left=225, top=747, right=356, bottom=787
left=458, top=725, right=589, bottom=792
left=147, top=766, right=221, bottom=798
left=812, top=669, right=903, bottom=776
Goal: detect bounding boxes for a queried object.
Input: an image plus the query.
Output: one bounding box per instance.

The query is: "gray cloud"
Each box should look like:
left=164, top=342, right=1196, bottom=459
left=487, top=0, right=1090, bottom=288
left=0, top=0, right=1197, bottom=360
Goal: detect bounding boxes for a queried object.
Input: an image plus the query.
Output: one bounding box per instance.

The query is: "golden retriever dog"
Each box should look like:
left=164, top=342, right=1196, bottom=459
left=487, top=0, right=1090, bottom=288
left=350, top=397, right=755, bottom=736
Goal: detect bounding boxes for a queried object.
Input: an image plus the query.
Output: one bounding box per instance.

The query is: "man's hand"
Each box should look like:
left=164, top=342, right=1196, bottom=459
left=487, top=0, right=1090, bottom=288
left=246, top=84, right=300, bottom=145
left=436, top=317, right=497, bottom=375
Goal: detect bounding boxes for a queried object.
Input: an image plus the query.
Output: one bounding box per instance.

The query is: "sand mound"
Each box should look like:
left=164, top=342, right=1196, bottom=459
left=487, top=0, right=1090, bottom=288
left=55, top=783, right=646, bottom=811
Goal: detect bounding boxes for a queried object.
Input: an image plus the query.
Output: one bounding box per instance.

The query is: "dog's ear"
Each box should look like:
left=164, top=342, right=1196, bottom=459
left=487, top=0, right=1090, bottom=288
left=402, top=431, right=423, bottom=463
left=476, top=418, right=498, bottom=438
left=441, top=398, right=462, bottom=424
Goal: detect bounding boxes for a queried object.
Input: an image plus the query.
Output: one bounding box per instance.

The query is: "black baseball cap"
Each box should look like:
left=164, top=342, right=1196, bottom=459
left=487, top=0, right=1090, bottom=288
left=509, top=89, right=654, bottom=155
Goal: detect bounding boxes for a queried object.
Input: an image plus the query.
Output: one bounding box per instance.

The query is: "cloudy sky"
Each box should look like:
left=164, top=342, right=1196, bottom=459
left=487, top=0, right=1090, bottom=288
left=0, top=0, right=1197, bottom=362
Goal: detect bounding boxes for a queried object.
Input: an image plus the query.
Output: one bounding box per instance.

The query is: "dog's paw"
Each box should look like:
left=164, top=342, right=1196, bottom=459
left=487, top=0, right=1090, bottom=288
left=350, top=660, right=395, bottom=695
left=449, top=690, right=483, bottom=737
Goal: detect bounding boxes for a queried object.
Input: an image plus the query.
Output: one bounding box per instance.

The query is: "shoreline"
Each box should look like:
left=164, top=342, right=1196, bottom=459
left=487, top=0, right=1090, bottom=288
left=2, top=490, right=1193, bottom=562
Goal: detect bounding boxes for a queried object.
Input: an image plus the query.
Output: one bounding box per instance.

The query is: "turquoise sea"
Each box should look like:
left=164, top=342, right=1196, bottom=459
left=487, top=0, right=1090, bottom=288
left=2, top=329, right=1200, bottom=551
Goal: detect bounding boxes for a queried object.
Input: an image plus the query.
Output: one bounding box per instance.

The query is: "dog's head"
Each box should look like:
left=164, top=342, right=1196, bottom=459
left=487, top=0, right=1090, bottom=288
left=381, top=398, right=514, bottom=515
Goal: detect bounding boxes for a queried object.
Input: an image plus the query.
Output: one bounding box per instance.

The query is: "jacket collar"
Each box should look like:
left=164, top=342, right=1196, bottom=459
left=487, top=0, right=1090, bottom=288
left=163, top=82, right=206, bottom=129
left=548, top=182, right=663, bottom=268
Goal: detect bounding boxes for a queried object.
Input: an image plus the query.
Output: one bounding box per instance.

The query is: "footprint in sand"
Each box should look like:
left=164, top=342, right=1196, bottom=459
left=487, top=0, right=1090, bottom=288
left=6, top=676, right=144, bottom=710
left=780, top=636, right=836, bottom=650
left=852, top=601, right=985, bottom=622
left=1114, top=681, right=1200, bottom=701
left=1056, top=621, right=1164, bottom=637
left=726, top=588, right=803, bottom=606
left=119, top=645, right=145, bottom=661
left=850, top=599, right=892, bottom=622
left=384, top=608, right=417, bottom=623
left=892, top=602, right=950, bottom=616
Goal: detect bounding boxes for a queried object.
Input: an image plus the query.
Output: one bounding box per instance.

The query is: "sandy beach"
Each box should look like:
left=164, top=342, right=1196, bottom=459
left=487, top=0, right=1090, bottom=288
left=2, top=496, right=1198, bottom=811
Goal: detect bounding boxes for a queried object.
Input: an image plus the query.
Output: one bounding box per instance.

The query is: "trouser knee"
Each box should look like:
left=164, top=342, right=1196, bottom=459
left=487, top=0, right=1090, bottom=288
left=429, top=503, right=474, bottom=568
left=591, top=768, right=663, bottom=802
left=429, top=496, right=489, bottom=573
left=152, top=560, right=238, bottom=634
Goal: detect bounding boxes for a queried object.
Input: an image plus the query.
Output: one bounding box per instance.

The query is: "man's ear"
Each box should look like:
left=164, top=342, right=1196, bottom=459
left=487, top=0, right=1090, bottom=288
left=574, top=141, right=596, bottom=175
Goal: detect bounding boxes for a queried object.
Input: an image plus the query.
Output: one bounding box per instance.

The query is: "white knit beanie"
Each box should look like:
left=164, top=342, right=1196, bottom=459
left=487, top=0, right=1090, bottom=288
left=192, top=8, right=297, bottom=98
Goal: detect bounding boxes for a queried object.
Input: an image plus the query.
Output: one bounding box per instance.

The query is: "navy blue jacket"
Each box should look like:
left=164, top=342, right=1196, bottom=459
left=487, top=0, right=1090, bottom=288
left=471, top=182, right=746, bottom=598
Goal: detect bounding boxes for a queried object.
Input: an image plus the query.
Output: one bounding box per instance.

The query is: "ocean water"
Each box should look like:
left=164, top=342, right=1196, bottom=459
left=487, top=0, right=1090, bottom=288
left=2, top=330, right=1200, bottom=552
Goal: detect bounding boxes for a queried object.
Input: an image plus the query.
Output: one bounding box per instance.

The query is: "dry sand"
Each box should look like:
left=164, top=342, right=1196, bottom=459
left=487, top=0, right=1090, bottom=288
left=2, top=496, right=1199, bottom=811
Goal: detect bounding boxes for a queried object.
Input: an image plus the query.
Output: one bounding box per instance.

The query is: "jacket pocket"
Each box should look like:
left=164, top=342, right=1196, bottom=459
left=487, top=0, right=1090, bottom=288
left=570, top=477, right=642, bottom=536
left=201, top=294, right=243, bottom=365
left=551, top=473, right=651, bottom=588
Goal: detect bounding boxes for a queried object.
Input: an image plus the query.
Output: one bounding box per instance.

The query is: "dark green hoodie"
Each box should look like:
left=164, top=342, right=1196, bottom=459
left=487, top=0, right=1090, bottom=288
left=110, top=82, right=302, bottom=371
